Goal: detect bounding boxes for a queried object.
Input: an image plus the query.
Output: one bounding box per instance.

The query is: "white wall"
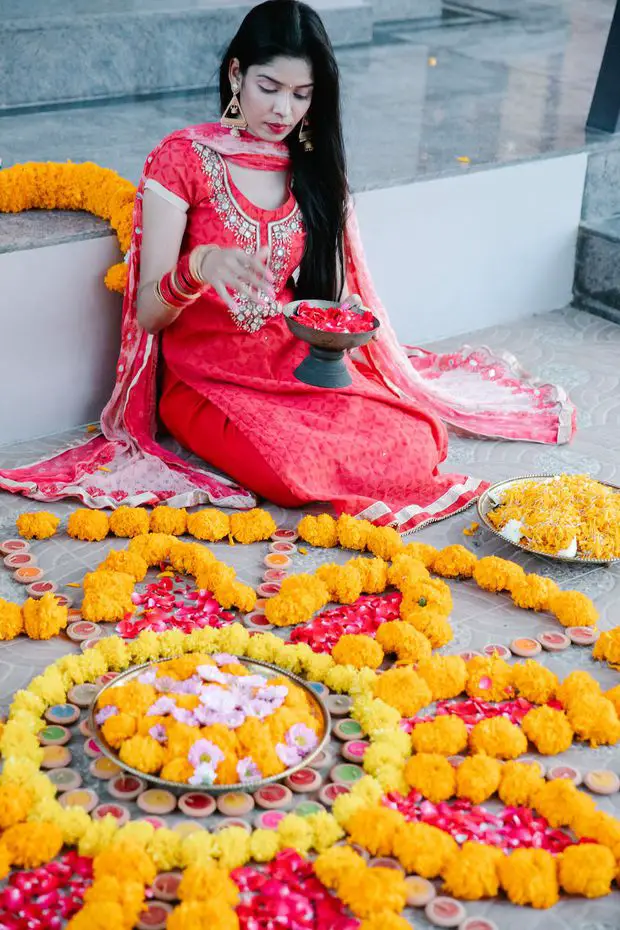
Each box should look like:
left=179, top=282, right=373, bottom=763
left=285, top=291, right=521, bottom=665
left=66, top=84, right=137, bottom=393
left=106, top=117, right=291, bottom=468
left=0, top=237, right=122, bottom=445
left=355, top=153, right=588, bottom=344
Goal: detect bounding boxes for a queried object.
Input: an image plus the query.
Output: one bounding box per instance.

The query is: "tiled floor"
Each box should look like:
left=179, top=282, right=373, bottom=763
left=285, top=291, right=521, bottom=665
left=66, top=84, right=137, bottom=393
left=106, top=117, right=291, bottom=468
left=1, top=0, right=617, bottom=191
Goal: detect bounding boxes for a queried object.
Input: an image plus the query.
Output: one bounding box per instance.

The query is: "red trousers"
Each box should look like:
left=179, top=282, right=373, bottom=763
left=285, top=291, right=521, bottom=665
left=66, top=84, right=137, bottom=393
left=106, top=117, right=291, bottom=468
left=159, top=372, right=306, bottom=509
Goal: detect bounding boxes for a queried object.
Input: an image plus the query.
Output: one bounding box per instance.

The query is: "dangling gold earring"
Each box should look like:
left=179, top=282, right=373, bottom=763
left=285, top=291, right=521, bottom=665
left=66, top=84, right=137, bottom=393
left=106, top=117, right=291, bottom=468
left=299, top=117, right=313, bottom=152
left=221, top=81, right=247, bottom=136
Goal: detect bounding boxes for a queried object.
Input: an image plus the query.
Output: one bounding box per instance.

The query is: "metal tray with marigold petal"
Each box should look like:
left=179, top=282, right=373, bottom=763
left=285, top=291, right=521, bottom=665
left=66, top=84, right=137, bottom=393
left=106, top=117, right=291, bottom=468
left=477, top=473, right=620, bottom=566
left=88, top=656, right=330, bottom=793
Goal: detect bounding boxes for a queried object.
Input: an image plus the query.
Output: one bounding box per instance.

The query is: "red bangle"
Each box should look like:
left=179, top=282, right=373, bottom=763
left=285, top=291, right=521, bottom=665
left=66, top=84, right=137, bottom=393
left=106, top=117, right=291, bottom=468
left=155, top=252, right=205, bottom=312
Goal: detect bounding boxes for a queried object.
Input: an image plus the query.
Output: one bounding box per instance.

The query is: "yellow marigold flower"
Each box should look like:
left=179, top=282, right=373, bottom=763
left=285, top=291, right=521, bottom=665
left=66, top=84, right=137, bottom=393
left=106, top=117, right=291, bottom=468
left=316, top=563, right=363, bottom=604
left=411, top=715, right=467, bottom=755
left=98, top=548, right=148, bottom=582
left=401, top=541, right=438, bottom=567
left=2, top=822, right=63, bottom=868
left=336, top=513, right=373, bottom=551
left=521, top=705, right=573, bottom=755
left=180, top=829, right=221, bottom=867
left=566, top=693, right=620, bottom=747
left=375, top=621, right=431, bottom=663
left=83, top=876, right=145, bottom=926
left=52, top=805, right=92, bottom=845
left=249, top=828, right=280, bottom=862
left=346, top=805, right=403, bottom=856
left=332, top=634, right=384, bottom=670
left=366, top=526, right=403, bottom=561
left=9, top=690, right=45, bottom=718
left=416, top=655, right=467, bottom=700
left=214, top=622, right=250, bottom=656
left=297, top=513, right=338, bottom=548
left=498, top=848, right=558, bottom=909
left=432, top=544, right=477, bottom=579
left=472, top=556, right=525, bottom=594
left=119, top=734, right=166, bottom=774
left=277, top=813, right=314, bottom=855
left=178, top=863, right=239, bottom=904
left=512, top=660, right=558, bottom=703
left=82, top=570, right=134, bottom=622
left=230, top=508, right=276, bottom=544
left=352, top=695, right=401, bottom=736
left=469, top=716, right=527, bottom=759
left=187, top=509, right=230, bottom=542
left=0, top=598, right=24, bottom=640
left=314, top=845, right=366, bottom=888
left=510, top=574, right=558, bottom=612
left=359, top=913, right=410, bottom=930
left=129, top=532, right=176, bottom=565
left=405, top=753, right=456, bottom=802
left=550, top=589, right=598, bottom=628
left=338, top=866, right=408, bottom=918
left=167, top=900, right=239, bottom=930
left=67, top=508, right=110, bottom=542
left=150, top=505, right=187, bottom=536
left=499, top=761, right=545, bottom=807
left=399, top=578, right=453, bottom=622
left=556, top=669, right=601, bottom=706
left=442, top=841, right=503, bottom=899
left=387, top=552, right=429, bottom=590
left=306, top=811, right=344, bottom=851
left=392, top=821, right=458, bottom=878
left=347, top=556, right=389, bottom=594
left=466, top=655, right=514, bottom=702
left=92, top=635, right=130, bottom=671
left=0, top=784, right=33, bottom=828
left=109, top=506, right=150, bottom=538
left=0, top=721, right=43, bottom=766
left=373, top=667, right=431, bottom=716
left=456, top=755, right=502, bottom=804
left=593, top=627, right=620, bottom=666
left=16, top=511, right=59, bottom=540
left=94, top=840, right=157, bottom=885
left=22, top=592, right=68, bottom=640
left=218, top=826, right=251, bottom=869
left=558, top=843, right=616, bottom=897
left=77, top=817, right=119, bottom=858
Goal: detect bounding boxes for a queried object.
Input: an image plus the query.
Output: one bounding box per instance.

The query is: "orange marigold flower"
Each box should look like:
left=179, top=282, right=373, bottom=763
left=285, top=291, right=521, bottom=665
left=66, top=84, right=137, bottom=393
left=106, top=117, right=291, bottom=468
left=411, top=716, right=467, bottom=756
left=366, top=526, right=403, bottom=562
left=416, top=655, right=467, bottom=701
left=67, top=509, right=110, bottom=542
left=387, top=552, right=429, bottom=590
left=332, top=634, right=384, bottom=670
left=431, top=544, right=477, bottom=579
left=550, top=589, right=598, bottom=628
left=314, top=845, right=367, bottom=889
left=605, top=683, right=620, bottom=715
left=392, top=821, right=458, bottom=878
left=347, top=557, right=389, bottom=595
left=22, top=592, right=68, bottom=640
left=413, top=613, right=453, bottom=649
left=213, top=579, right=257, bottom=613
left=466, top=655, right=514, bottom=702
left=521, top=706, right=573, bottom=755
left=129, top=533, right=176, bottom=565
left=2, top=822, right=63, bottom=868
left=359, top=914, right=410, bottom=930
left=167, top=900, right=239, bottom=930
left=442, top=841, right=503, bottom=899
left=230, top=509, right=277, bottom=544
left=558, top=843, right=616, bottom=898
left=373, top=667, right=432, bottom=716
left=498, top=848, right=558, bottom=909
left=375, top=621, right=432, bottom=663
left=150, top=505, right=187, bottom=536
left=316, top=564, right=364, bottom=604
left=100, top=680, right=157, bottom=716
left=510, top=574, right=558, bottom=611
left=187, top=509, right=230, bottom=542
left=101, top=712, right=137, bottom=748
left=531, top=779, right=585, bottom=828
left=401, top=541, right=438, bottom=568
left=337, top=866, right=408, bottom=918
left=16, top=511, right=60, bottom=540
left=336, top=514, right=373, bottom=551
left=0, top=784, right=33, bottom=828
left=297, top=514, right=338, bottom=548
left=98, top=549, right=148, bottom=582
left=0, top=844, right=10, bottom=881
left=178, top=864, right=239, bottom=905
left=399, top=578, right=452, bottom=622
left=0, top=598, right=24, bottom=641
left=472, top=556, right=525, bottom=594
left=160, top=757, right=194, bottom=783
left=498, top=761, right=545, bottom=807
left=469, top=716, right=527, bottom=759
left=119, top=734, right=166, bottom=774
left=404, top=753, right=456, bottom=802
left=83, top=876, right=145, bottom=925
left=556, top=669, right=601, bottom=707
left=82, top=570, right=135, bottom=622
left=512, top=660, right=558, bottom=704
left=565, top=693, right=620, bottom=747
left=456, top=755, right=502, bottom=804
left=593, top=627, right=620, bottom=666
left=109, top=506, right=150, bottom=538
left=346, top=806, right=403, bottom=856
left=94, top=841, right=157, bottom=885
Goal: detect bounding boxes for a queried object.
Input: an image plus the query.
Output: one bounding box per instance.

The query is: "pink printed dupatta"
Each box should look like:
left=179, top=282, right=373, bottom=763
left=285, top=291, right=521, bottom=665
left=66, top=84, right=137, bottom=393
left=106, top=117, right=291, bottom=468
left=0, top=123, right=575, bottom=516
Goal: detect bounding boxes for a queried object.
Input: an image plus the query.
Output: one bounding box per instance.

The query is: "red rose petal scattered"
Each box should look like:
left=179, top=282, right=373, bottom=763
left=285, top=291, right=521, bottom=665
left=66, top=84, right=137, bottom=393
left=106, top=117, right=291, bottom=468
left=117, top=575, right=234, bottom=639
left=232, top=849, right=359, bottom=930
left=2, top=853, right=93, bottom=929
left=402, top=697, right=564, bottom=733
left=294, top=302, right=375, bottom=334
left=290, top=593, right=402, bottom=653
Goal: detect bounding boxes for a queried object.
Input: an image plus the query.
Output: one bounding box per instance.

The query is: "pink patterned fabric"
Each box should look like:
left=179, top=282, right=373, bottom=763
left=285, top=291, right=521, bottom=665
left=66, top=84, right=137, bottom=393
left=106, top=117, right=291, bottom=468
left=0, top=123, right=575, bottom=531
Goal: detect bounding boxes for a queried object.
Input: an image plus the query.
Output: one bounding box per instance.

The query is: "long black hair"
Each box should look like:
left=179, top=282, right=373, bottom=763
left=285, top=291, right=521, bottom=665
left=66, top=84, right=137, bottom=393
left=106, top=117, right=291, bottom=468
left=219, top=0, right=348, bottom=300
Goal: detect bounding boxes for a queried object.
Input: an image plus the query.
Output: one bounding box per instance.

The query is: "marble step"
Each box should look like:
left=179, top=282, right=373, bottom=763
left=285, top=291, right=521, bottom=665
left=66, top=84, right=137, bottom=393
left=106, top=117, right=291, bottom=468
left=0, top=0, right=374, bottom=111
left=574, top=214, right=620, bottom=324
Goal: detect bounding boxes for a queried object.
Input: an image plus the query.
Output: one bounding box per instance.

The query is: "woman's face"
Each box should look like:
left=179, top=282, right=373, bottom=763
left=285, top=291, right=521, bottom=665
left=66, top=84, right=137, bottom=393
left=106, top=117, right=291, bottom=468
left=230, top=55, right=314, bottom=143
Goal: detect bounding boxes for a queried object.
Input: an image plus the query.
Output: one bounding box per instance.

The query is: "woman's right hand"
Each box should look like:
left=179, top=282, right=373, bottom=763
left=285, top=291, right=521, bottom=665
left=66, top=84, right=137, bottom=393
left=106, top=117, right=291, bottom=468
left=197, top=245, right=275, bottom=312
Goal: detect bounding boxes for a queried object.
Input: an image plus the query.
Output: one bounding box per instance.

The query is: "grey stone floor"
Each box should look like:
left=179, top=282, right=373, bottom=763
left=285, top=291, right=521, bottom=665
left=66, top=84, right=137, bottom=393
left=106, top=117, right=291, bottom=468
left=1, top=306, right=620, bottom=927
left=1, top=0, right=618, bottom=192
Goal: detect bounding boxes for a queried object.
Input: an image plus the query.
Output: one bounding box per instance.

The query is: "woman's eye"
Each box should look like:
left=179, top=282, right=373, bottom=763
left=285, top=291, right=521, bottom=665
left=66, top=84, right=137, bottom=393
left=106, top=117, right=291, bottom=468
left=294, top=94, right=310, bottom=101
left=259, top=86, right=277, bottom=94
